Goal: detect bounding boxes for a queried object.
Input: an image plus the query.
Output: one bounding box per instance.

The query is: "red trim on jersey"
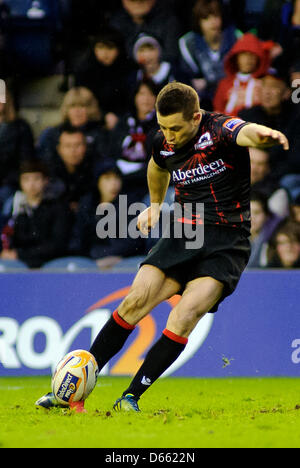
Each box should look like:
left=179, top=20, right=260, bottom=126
left=163, top=329, right=188, bottom=345
left=210, top=183, right=229, bottom=224
left=113, top=310, right=136, bottom=330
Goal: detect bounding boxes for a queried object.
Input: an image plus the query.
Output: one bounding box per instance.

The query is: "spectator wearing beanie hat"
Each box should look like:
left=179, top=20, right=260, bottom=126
left=132, top=34, right=180, bottom=91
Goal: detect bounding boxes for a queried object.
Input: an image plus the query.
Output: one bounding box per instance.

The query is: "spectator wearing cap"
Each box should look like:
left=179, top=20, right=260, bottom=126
left=109, top=0, right=182, bottom=65
left=132, top=34, right=179, bottom=91
left=178, top=0, right=237, bottom=110
left=108, top=78, right=159, bottom=203
left=239, top=66, right=300, bottom=179
left=68, top=158, right=145, bottom=269
left=74, top=27, right=138, bottom=130
left=0, top=160, right=70, bottom=268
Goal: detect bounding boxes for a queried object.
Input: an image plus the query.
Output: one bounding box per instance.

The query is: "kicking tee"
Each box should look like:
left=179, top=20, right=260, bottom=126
left=152, top=112, right=251, bottom=234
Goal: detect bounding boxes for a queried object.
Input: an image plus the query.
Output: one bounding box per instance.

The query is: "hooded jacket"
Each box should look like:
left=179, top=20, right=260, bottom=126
left=213, top=33, right=270, bottom=115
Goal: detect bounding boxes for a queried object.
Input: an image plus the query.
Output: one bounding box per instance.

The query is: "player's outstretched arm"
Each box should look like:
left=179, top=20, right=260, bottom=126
left=236, top=123, right=289, bottom=150
left=137, top=158, right=170, bottom=236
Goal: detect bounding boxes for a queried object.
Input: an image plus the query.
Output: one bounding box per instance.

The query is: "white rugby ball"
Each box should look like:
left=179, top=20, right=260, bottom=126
left=52, top=349, right=99, bottom=406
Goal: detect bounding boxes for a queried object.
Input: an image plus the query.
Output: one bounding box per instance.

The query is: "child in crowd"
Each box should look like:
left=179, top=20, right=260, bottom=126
left=178, top=0, right=237, bottom=109
left=69, top=158, right=145, bottom=270
left=74, top=27, right=138, bottom=130
left=267, top=220, right=300, bottom=268
left=132, top=34, right=178, bottom=91
left=213, top=33, right=270, bottom=115
left=0, top=89, right=35, bottom=211
left=0, top=161, right=70, bottom=268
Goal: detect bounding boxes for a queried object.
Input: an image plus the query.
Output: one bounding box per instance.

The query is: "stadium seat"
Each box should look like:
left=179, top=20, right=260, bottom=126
left=0, top=259, right=29, bottom=271
left=41, top=257, right=99, bottom=271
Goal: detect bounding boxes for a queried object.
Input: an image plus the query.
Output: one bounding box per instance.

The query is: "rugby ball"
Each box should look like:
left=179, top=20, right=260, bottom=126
left=52, top=349, right=99, bottom=406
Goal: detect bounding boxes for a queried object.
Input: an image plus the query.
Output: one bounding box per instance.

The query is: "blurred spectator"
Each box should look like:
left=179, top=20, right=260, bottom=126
left=213, top=33, right=270, bottom=115
left=47, top=126, right=93, bottom=213
left=132, top=33, right=179, bottom=91
left=290, top=194, right=300, bottom=223
left=290, top=57, right=300, bottom=81
left=0, top=89, right=35, bottom=212
left=69, top=158, right=145, bottom=269
left=74, top=28, right=138, bottom=128
left=267, top=220, right=300, bottom=268
left=0, top=160, right=70, bottom=268
left=250, top=147, right=290, bottom=218
left=178, top=0, right=237, bottom=109
left=248, top=190, right=283, bottom=268
left=109, top=0, right=182, bottom=65
left=278, top=0, right=300, bottom=63
left=108, top=79, right=159, bottom=202
left=37, top=87, right=109, bottom=164
left=239, top=67, right=300, bottom=179
left=0, top=0, right=11, bottom=79
left=258, top=0, right=286, bottom=41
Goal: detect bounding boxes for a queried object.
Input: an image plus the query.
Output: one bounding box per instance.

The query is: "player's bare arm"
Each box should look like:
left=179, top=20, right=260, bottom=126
left=137, top=157, right=170, bottom=235
left=236, top=123, right=289, bottom=150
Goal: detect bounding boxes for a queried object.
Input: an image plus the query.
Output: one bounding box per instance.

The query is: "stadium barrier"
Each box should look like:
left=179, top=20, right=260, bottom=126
left=0, top=270, right=299, bottom=377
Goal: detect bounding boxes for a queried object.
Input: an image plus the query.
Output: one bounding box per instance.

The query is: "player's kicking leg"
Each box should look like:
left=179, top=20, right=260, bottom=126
left=113, top=276, right=224, bottom=412
left=35, top=265, right=180, bottom=410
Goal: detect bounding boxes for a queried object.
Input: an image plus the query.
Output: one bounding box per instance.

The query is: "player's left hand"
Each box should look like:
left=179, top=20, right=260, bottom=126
left=256, top=127, right=289, bottom=150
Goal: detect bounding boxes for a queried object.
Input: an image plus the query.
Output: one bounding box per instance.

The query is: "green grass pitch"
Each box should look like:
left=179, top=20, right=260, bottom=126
left=0, top=376, right=300, bottom=448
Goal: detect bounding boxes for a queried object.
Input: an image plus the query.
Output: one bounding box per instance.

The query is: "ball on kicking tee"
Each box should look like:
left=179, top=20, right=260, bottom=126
left=52, top=349, right=99, bottom=407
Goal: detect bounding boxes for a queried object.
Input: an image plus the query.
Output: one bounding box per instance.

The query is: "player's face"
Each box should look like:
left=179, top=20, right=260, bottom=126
left=157, top=111, right=201, bottom=149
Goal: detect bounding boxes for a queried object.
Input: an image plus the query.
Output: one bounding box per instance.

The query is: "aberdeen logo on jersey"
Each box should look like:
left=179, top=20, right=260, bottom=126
left=194, top=132, right=213, bottom=150
left=172, top=158, right=226, bottom=184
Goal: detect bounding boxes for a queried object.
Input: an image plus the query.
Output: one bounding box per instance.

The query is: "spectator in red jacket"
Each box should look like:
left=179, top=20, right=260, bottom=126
left=213, top=33, right=270, bottom=115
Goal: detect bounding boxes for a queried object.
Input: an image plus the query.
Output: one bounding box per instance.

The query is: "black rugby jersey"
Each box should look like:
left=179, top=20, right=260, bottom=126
left=152, top=112, right=251, bottom=234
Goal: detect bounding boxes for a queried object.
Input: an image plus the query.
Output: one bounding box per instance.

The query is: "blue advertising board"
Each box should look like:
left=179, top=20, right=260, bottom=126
left=0, top=270, right=299, bottom=377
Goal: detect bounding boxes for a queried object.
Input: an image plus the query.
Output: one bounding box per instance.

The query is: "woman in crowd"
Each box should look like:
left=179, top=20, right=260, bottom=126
left=267, top=220, right=300, bottom=268
left=37, top=87, right=109, bottom=165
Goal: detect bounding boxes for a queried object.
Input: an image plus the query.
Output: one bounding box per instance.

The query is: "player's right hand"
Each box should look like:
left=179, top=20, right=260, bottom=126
left=137, top=204, right=161, bottom=236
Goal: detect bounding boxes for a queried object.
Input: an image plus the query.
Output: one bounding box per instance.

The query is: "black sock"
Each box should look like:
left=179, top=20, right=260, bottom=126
left=90, top=310, right=135, bottom=371
left=123, top=329, right=188, bottom=399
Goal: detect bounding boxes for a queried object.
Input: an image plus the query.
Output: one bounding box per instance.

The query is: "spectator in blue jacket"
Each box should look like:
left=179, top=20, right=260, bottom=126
left=178, top=0, right=237, bottom=109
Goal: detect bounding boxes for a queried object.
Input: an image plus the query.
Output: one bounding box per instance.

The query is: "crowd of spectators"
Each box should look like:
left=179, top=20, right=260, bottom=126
left=0, top=0, right=300, bottom=270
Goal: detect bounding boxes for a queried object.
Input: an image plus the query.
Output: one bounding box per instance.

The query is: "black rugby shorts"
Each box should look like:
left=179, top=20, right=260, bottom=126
left=140, top=223, right=251, bottom=313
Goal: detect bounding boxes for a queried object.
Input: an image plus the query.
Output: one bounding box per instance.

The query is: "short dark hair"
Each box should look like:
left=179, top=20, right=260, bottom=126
left=19, top=160, right=49, bottom=178
left=250, top=190, right=271, bottom=216
left=156, top=82, right=200, bottom=121
left=192, top=0, right=222, bottom=32
left=59, top=123, right=86, bottom=140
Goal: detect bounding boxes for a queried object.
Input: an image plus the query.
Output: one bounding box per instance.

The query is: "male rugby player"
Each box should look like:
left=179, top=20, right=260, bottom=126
left=36, top=82, right=288, bottom=412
